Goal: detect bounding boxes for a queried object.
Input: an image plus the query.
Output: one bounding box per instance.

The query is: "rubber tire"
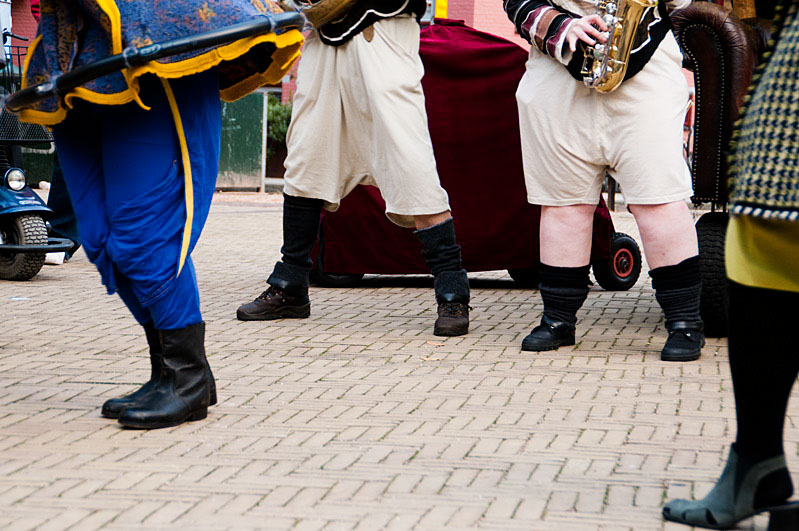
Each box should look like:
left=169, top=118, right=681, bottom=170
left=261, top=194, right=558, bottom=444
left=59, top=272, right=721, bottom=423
left=508, top=267, right=539, bottom=288
left=309, top=239, right=364, bottom=288
left=592, top=232, right=642, bottom=291
left=0, top=214, right=48, bottom=280
left=696, top=212, right=729, bottom=337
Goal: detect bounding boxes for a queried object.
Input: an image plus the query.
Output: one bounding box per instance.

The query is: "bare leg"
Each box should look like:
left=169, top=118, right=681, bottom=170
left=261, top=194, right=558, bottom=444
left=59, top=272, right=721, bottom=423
left=539, top=204, right=596, bottom=266
left=522, top=204, right=595, bottom=352
left=414, top=210, right=452, bottom=230
left=630, top=201, right=703, bottom=361
left=628, top=201, right=698, bottom=269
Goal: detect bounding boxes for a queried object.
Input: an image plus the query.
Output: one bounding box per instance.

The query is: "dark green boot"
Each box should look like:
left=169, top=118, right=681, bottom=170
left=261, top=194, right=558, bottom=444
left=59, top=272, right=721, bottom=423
left=663, top=445, right=796, bottom=529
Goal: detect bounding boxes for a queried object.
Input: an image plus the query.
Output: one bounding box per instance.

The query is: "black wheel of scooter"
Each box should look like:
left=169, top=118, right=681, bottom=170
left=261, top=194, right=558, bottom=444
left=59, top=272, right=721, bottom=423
left=592, top=232, right=642, bottom=291
left=0, top=214, right=48, bottom=280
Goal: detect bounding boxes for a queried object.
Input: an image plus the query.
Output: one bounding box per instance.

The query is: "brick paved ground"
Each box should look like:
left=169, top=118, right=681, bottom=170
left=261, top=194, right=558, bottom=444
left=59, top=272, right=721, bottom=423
left=1, top=193, right=797, bottom=530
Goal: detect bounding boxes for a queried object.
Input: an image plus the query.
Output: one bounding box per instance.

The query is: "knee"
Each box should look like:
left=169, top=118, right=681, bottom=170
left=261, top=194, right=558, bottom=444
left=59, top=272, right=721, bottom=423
left=629, top=201, right=689, bottom=219
left=541, top=204, right=595, bottom=231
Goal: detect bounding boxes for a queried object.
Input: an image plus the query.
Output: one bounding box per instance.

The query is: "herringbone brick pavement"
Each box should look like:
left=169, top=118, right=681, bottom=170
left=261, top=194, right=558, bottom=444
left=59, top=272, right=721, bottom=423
left=1, top=193, right=796, bottom=530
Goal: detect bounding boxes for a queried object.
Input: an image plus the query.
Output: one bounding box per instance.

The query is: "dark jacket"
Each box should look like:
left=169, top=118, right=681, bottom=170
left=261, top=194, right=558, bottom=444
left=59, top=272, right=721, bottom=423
left=318, top=0, right=428, bottom=46
left=503, top=0, right=673, bottom=84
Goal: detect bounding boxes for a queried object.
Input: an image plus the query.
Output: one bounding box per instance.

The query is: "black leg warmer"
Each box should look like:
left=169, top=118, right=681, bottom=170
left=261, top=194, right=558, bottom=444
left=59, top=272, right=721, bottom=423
left=539, top=263, right=590, bottom=325
left=415, top=218, right=470, bottom=303
left=650, top=256, right=702, bottom=328
left=267, top=193, right=323, bottom=294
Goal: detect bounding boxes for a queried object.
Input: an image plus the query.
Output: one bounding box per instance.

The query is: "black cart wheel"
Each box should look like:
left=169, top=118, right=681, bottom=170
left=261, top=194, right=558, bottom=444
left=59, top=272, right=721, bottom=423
left=696, top=212, right=729, bottom=337
left=0, top=214, right=48, bottom=281
left=507, top=267, right=539, bottom=288
left=592, top=232, right=642, bottom=291
left=309, top=238, right=364, bottom=288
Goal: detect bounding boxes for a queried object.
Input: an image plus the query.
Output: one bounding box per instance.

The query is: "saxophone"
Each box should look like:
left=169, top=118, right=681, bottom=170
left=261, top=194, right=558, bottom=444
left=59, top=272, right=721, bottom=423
left=580, top=0, right=658, bottom=93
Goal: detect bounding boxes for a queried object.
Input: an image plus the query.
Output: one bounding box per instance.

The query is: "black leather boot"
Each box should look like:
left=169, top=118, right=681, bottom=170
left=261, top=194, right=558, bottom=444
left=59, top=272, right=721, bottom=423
left=118, top=322, right=214, bottom=429
left=414, top=219, right=471, bottom=336
left=433, top=270, right=470, bottom=336
left=522, top=266, right=589, bottom=352
left=237, top=284, right=310, bottom=321
left=522, top=314, right=576, bottom=351
left=101, top=323, right=162, bottom=419
left=662, top=320, right=705, bottom=362
left=237, top=195, right=321, bottom=321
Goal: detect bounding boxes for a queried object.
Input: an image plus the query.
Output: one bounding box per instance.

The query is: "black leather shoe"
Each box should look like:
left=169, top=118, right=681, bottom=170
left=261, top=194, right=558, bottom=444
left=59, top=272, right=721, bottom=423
left=118, top=322, right=214, bottom=429
left=521, top=315, right=576, bottom=352
left=661, top=320, right=705, bottom=362
left=434, top=302, right=470, bottom=336
left=236, top=286, right=310, bottom=321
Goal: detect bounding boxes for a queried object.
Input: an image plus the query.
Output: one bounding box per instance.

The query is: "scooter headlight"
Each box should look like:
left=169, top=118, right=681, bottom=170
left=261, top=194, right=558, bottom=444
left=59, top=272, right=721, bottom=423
left=5, top=168, right=26, bottom=191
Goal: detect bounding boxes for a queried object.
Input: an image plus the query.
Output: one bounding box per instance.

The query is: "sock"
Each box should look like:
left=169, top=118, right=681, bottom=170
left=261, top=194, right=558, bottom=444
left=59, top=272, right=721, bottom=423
left=415, top=218, right=469, bottom=303
left=267, top=194, right=323, bottom=292
left=414, top=218, right=463, bottom=276
left=539, top=263, right=590, bottom=325
left=650, top=256, right=702, bottom=328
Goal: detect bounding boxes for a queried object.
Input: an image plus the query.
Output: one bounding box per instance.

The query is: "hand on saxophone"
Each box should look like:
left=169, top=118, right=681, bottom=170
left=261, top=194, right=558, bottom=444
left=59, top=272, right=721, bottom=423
left=566, top=15, right=609, bottom=52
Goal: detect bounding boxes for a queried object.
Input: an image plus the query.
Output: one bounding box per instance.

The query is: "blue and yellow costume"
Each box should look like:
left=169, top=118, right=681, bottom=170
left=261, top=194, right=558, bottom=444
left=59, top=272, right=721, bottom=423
left=21, top=0, right=302, bottom=330
left=17, top=0, right=303, bottom=429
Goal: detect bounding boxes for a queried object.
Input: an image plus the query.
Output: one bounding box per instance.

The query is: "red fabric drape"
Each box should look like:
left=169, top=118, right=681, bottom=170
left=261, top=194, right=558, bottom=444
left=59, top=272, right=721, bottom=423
left=316, top=19, right=613, bottom=274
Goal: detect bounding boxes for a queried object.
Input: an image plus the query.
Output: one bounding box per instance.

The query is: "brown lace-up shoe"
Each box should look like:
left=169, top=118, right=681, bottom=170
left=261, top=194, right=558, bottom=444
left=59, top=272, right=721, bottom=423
left=236, top=286, right=311, bottom=321
left=434, top=301, right=470, bottom=336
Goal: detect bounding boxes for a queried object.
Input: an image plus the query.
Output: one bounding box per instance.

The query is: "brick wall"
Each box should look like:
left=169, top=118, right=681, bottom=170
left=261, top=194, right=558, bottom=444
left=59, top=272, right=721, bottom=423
left=446, top=0, right=474, bottom=26
left=11, top=0, right=37, bottom=42
left=448, top=0, right=527, bottom=48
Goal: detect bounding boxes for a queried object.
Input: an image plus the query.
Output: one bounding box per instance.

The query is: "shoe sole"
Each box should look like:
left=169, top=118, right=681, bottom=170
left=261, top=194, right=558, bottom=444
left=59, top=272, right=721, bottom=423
left=521, top=339, right=575, bottom=352
left=663, top=500, right=799, bottom=530
left=434, top=327, right=469, bottom=337
left=661, top=339, right=705, bottom=362
left=118, top=408, right=208, bottom=429
left=661, top=351, right=702, bottom=362
left=237, top=304, right=311, bottom=321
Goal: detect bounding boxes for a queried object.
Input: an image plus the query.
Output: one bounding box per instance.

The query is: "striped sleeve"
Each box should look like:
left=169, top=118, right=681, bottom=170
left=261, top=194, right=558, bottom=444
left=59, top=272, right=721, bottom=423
left=503, top=0, right=575, bottom=64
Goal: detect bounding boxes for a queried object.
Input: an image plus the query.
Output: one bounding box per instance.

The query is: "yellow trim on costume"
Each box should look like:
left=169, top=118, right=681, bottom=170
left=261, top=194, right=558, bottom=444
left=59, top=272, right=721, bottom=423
left=160, top=78, right=194, bottom=278
left=20, top=28, right=304, bottom=126
left=95, top=0, right=124, bottom=54
left=435, top=0, right=448, bottom=18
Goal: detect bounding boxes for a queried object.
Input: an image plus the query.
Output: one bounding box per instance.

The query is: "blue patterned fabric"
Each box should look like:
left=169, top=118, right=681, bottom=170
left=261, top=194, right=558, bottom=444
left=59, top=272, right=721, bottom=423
left=22, top=0, right=302, bottom=123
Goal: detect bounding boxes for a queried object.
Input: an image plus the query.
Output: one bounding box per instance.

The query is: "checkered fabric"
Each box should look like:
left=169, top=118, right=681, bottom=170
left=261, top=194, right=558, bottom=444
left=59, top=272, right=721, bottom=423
left=729, top=2, right=799, bottom=221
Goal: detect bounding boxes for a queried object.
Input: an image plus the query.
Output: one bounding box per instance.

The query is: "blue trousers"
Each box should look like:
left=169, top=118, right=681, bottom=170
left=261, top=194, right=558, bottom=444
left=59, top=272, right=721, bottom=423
left=52, top=72, right=221, bottom=330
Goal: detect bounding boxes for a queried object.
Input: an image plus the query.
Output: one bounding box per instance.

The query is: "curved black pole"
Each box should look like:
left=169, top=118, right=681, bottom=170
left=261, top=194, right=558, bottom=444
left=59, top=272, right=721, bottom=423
left=5, top=11, right=305, bottom=113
